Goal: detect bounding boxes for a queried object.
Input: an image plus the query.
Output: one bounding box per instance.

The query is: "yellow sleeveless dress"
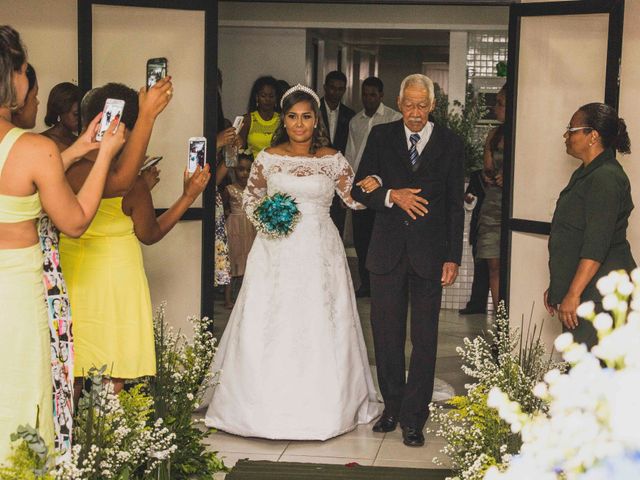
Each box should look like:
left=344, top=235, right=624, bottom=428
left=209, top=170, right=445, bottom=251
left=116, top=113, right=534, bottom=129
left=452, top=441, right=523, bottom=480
left=59, top=197, right=155, bottom=379
left=247, top=111, right=280, bottom=157
left=0, top=128, right=54, bottom=462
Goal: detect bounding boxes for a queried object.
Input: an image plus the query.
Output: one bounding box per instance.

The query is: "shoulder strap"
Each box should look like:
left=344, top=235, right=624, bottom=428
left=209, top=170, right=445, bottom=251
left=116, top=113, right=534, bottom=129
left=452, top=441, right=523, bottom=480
left=0, top=128, right=26, bottom=174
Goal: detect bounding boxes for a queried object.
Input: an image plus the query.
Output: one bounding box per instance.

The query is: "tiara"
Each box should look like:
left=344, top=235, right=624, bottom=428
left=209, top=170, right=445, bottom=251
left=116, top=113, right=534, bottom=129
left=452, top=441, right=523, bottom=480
left=280, top=83, right=321, bottom=109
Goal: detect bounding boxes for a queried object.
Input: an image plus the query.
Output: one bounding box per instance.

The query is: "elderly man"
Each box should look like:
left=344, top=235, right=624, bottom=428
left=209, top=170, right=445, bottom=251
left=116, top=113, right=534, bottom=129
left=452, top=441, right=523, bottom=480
left=352, top=74, right=464, bottom=447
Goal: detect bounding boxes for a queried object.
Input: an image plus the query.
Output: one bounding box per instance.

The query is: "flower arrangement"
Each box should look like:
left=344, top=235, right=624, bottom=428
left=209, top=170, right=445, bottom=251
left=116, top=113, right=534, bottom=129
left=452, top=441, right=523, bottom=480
left=431, top=83, right=488, bottom=175
left=252, top=192, right=300, bottom=238
left=147, top=304, right=226, bottom=479
left=484, top=269, right=640, bottom=480
left=429, top=302, right=563, bottom=480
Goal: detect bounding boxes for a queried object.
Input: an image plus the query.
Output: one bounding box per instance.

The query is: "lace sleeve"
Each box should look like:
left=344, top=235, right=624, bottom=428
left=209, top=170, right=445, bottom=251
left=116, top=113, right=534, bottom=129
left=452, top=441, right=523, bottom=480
left=334, top=153, right=366, bottom=210
left=242, top=152, right=268, bottom=224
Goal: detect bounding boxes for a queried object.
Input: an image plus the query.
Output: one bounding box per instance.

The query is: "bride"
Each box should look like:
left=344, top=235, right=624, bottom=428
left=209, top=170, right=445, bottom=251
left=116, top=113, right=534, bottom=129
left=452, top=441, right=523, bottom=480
left=204, top=84, right=383, bottom=440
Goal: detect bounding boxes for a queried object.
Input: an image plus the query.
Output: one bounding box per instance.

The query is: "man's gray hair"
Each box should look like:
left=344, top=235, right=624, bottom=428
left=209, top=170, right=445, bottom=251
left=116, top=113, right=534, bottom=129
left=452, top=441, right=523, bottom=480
left=398, top=74, right=434, bottom=101
left=80, top=88, right=99, bottom=130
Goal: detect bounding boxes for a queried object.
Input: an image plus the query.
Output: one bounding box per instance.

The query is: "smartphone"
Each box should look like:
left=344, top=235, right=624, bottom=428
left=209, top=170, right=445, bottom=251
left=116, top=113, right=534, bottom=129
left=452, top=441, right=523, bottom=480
left=187, top=137, right=207, bottom=173
left=140, top=156, right=163, bottom=172
left=146, top=57, right=168, bottom=89
left=96, top=98, right=125, bottom=141
left=232, top=115, right=244, bottom=134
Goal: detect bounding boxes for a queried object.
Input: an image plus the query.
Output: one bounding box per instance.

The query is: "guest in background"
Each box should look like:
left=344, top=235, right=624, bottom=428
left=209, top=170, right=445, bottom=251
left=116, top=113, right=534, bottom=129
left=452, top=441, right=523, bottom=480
left=320, top=70, right=355, bottom=235
left=0, top=24, right=124, bottom=462
left=41, top=82, right=80, bottom=151
left=239, top=75, right=280, bottom=157
left=475, top=85, right=506, bottom=311
left=275, top=79, right=291, bottom=113
left=222, top=151, right=256, bottom=309
left=545, top=102, right=635, bottom=349
left=61, top=79, right=175, bottom=395
left=11, top=63, right=38, bottom=128
left=459, top=167, right=489, bottom=315
left=345, top=76, right=402, bottom=297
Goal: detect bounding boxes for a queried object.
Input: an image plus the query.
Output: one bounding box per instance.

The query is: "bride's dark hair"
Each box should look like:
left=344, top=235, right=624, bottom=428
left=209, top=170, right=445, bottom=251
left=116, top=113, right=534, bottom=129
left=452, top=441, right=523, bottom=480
left=271, top=90, right=330, bottom=154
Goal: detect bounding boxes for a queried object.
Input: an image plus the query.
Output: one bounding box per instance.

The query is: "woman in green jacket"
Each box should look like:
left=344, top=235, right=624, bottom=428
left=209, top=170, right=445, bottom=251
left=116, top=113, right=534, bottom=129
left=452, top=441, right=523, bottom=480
left=545, top=103, right=635, bottom=348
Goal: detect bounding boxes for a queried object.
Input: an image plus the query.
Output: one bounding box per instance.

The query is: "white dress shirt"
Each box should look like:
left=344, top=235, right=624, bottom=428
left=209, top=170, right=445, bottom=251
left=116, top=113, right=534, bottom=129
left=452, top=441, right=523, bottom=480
left=345, top=103, right=402, bottom=172
left=326, top=104, right=339, bottom=144
left=384, top=121, right=435, bottom=207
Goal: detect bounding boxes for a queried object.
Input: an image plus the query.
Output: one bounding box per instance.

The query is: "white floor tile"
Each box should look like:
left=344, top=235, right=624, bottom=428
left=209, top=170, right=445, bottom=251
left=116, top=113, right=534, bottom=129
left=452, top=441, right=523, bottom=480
left=283, top=435, right=382, bottom=460
left=203, top=431, right=289, bottom=455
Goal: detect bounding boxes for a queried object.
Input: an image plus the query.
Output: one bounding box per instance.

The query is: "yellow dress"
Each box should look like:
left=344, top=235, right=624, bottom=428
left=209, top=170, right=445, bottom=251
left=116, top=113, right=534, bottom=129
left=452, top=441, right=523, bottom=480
left=247, top=110, right=280, bottom=157
left=0, top=128, right=54, bottom=463
left=59, top=197, right=155, bottom=379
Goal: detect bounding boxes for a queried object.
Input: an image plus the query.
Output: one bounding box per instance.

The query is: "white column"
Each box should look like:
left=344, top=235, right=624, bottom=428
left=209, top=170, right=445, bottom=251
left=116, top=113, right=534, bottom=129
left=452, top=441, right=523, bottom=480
left=448, top=31, right=468, bottom=111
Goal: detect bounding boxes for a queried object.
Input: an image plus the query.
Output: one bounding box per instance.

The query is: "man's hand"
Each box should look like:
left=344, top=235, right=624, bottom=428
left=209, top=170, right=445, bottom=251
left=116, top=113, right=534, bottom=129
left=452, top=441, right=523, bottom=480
left=355, top=176, right=381, bottom=194
left=543, top=288, right=557, bottom=316
left=389, top=188, right=429, bottom=220
left=441, top=262, right=458, bottom=287
left=558, top=293, right=580, bottom=330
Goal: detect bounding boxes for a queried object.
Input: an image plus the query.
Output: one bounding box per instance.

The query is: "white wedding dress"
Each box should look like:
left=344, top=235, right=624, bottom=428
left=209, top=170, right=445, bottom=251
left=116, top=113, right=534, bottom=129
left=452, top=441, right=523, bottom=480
left=204, top=151, right=383, bottom=440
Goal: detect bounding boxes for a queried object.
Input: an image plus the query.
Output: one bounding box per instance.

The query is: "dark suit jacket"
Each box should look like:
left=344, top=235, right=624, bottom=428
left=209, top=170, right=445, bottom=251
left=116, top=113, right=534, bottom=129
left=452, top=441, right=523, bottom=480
left=320, top=98, right=355, bottom=154
left=352, top=120, right=465, bottom=280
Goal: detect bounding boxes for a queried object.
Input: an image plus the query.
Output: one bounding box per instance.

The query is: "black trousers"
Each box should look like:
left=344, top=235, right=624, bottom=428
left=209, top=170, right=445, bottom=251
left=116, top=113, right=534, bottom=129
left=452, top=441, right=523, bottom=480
left=370, top=253, right=442, bottom=430
left=352, top=208, right=375, bottom=291
left=329, top=194, right=346, bottom=236
left=465, top=242, right=489, bottom=310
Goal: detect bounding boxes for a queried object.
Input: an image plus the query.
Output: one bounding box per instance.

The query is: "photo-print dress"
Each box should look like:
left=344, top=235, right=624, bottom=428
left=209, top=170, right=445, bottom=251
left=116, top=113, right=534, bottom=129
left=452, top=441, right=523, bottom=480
left=204, top=151, right=383, bottom=440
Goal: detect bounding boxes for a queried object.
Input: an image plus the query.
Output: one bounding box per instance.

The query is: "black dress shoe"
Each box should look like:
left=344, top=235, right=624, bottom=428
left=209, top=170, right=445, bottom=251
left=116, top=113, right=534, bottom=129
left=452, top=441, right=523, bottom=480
left=372, top=414, right=397, bottom=433
left=402, top=426, right=425, bottom=447
left=458, top=306, right=486, bottom=315
left=355, top=287, right=371, bottom=298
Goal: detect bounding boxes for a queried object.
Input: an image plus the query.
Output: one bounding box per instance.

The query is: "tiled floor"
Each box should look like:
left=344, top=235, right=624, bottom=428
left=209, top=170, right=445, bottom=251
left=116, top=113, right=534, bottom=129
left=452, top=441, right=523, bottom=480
left=209, top=254, right=491, bottom=477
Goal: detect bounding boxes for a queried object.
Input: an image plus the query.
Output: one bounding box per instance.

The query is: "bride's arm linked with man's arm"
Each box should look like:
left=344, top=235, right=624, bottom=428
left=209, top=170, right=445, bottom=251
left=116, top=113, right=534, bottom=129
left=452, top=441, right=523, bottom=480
left=334, top=153, right=379, bottom=210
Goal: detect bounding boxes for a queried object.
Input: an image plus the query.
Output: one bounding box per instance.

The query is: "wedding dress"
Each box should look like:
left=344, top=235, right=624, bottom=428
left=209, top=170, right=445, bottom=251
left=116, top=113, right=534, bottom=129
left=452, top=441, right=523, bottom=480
left=204, top=150, right=383, bottom=440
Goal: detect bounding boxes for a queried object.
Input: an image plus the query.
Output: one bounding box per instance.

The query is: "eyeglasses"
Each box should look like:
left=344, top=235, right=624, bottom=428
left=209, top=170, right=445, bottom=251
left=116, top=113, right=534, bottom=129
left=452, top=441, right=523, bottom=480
left=565, top=126, right=592, bottom=134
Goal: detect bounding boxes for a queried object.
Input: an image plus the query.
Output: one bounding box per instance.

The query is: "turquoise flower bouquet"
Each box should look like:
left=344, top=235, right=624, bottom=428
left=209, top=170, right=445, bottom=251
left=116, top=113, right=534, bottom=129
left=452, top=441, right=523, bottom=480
left=253, top=192, right=301, bottom=239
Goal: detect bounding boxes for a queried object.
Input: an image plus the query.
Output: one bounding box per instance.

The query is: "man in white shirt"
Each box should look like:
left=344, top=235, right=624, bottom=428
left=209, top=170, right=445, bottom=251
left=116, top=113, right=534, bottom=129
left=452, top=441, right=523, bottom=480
left=345, top=77, right=401, bottom=297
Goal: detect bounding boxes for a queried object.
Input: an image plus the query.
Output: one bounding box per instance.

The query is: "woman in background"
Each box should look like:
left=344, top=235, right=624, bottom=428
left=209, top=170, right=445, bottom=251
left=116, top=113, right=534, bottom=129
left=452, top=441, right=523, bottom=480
left=545, top=103, right=635, bottom=349
left=238, top=75, right=280, bottom=157
left=42, top=82, right=81, bottom=151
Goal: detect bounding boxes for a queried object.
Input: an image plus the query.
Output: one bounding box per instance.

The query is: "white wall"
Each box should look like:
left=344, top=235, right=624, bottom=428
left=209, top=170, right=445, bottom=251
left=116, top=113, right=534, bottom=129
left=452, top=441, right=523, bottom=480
left=1, top=0, right=78, bottom=131
left=218, top=27, right=307, bottom=120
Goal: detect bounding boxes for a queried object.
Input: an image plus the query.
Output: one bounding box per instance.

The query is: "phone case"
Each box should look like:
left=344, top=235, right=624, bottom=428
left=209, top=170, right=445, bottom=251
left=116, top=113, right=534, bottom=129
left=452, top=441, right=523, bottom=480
left=187, top=138, right=207, bottom=173
left=147, top=58, right=168, bottom=89
left=96, top=99, right=125, bottom=141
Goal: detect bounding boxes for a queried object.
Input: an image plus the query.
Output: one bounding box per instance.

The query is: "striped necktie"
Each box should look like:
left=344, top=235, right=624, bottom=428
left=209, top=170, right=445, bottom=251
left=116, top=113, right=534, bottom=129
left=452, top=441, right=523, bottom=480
left=409, top=133, right=421, bottom=167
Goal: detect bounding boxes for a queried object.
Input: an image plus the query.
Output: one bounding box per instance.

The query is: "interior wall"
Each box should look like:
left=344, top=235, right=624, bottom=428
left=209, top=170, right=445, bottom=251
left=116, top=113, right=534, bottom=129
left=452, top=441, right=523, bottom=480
left=1, top=0, right=78, bottom=131
left=218, top=26, right=306, bottom=121
left=91, top=5, right=206, bottom=336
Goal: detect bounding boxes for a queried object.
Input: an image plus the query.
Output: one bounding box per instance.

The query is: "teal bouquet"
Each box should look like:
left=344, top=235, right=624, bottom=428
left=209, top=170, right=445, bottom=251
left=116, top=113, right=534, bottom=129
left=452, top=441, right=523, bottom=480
left=253, top=192, right=301, bottom=239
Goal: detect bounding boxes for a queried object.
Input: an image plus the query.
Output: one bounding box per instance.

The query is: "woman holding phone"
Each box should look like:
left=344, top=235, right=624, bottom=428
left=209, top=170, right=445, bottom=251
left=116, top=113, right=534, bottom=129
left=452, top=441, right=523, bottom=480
left=0, top=25, right=124, bottom=461
left=61, top=83, right=210, bottom=395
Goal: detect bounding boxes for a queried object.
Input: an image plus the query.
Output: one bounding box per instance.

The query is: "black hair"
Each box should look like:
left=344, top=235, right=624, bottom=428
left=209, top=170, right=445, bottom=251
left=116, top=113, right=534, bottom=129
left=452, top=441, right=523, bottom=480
left=362, top=76, right=384, bottom=93
left=0, top=25, right=27, bottom=109
left=275, top=79, right=290, bottom=113
left=324, top=71, right=347, bottom=85
left=578, top=102, right=631, bottom=155
left=83, top=82, right=139, bottom=131
left=247, top=75, right=278, bottom=113
left=44, top=82, right=80, bottom=127
left=25, top=63, right=36, bottom=92
left=237, top=152, right=254, bottom=163
left=271, top=90, right=330, bottom=154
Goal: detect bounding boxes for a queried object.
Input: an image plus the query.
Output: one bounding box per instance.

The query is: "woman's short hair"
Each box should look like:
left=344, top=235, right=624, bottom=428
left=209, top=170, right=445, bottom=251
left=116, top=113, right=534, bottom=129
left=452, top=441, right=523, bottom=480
left=0, top=25, right=27, bottom=110
left=398, top=74, right=434, bottom=103
left=247, top=75, right=277, bottom=113
left=578, top=102, right=631, bottom=155
left=45, top=82, right=80, bottom=127
left=82, top=83, right=139, bottom=131
left=271, top=90, right=330, bottom=154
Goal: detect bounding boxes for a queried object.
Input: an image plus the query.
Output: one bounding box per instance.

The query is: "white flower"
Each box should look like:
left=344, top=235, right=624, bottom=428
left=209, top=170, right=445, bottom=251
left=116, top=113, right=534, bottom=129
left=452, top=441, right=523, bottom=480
left=617, top=280, right=634, bottom=296
left=602, top=293, right=619, bottom=311
left=630, top=267, right=640, bottom=284
left=554, top=332, right=574, bottom=352
left=577, top=301, right=596, bottom=318
left=533, top=382, right=548, bottom=398
left=593, top=313, right=613, bottom=331
left=563, top=343, right=588, bottom=364
left=596, top=274, right=617, bottom=296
